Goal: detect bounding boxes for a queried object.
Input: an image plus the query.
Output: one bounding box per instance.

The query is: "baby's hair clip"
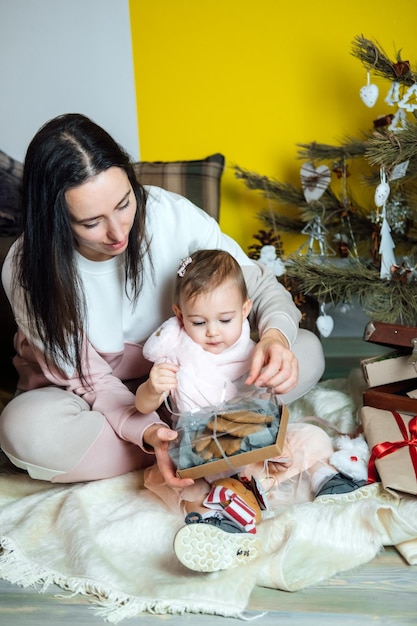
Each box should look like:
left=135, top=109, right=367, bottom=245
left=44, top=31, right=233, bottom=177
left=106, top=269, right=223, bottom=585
left=177, top=256, right=192, bottom=277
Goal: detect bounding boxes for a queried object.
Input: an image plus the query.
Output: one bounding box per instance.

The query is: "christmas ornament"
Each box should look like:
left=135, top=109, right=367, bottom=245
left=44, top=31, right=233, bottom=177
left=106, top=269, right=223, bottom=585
left=385, top=192, right=410, bottom=235
left=299, top=216, right=335, bottom=257
left=385, top=81, right=400, bottom=106
left=316, top=304, right=334, bottom=338
left=338, top=302, right=353, bottom=314
left=258, top=245, right=286, bottom=276
left=300, top=162, right=331, bottom=202
left=374, top=170, right=390, bottom=208
left=391, top=262, right=413, bottom=284
left=393, top=60, right=411, bottom=77
left=379, top=210, right=396, bottom=279
left=388, top=108, right=407, bottom=132
left=334, top=233, right=350, bottom=258
left=398, top=83, right=417, bottom=112
left=373, top=114, right=394, bottom=129
left=389, top=160, right=409, bottom=181
left=359, top=72, right=379, bottom=108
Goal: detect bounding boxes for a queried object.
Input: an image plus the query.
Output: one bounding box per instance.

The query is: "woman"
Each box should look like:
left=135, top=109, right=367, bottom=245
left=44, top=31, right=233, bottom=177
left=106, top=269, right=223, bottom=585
left=0, top=113, right=325, bottom=488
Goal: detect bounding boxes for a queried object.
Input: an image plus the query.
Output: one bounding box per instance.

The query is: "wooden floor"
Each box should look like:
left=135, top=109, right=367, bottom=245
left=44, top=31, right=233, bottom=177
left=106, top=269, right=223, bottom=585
left=1, top=355, right=417, bottom=625
left=0, top=545, right=416, bottom=625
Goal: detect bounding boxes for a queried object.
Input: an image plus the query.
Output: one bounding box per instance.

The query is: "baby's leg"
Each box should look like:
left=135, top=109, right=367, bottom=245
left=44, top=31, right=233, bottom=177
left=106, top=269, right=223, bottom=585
left=0, top=387, right=153, bottom=482
left=240, top=423, right=336, bottom=505
left=182, top=486, right=212, bottom=517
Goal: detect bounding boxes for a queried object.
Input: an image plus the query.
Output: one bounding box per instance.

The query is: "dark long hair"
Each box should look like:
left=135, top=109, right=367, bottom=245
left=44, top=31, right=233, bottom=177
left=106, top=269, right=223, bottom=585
left=15, top=113, right=149, bottom=381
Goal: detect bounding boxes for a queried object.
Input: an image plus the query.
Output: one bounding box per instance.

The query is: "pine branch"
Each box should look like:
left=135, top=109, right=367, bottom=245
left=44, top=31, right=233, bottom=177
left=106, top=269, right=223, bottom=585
left=257, top=212, right=304, bottom=234
left=258, top=200, right=374, bottom=243
left=297, top=138, right=368, bottom=162
left=234, top=165, right=365, bottom=217
left=285, top=256, right=417, bottom=324
left=234, top=166, right=306, bottom=206
left=365, top=124, right=417, bottom=176
left=351, top=35, right=417, bottom=86
left=297, top=129, right=417, bottom=182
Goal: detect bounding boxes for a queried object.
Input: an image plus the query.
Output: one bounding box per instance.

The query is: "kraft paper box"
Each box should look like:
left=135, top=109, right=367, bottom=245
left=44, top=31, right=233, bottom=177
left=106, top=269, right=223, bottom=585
left=361, top=350, right=417, bottom=388
left=360, top=406, right=417, bottom=496
left=169, top=393, right=288, bottom=480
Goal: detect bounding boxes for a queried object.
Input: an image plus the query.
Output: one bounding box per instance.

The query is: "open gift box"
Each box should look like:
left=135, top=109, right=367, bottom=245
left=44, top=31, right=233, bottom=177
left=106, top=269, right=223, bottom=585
left=169, top=390, right=288, bottom=479
left=360, top=405, right=417, bottom=496
left=361, top=350, right=417, bottom=388
left=363, top=379, right=417, bottom=413
left=362, top=321, right=417, bottom=413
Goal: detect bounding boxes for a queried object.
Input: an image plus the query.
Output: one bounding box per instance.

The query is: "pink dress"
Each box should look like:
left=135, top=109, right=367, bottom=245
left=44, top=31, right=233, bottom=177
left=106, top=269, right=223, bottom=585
left=142, top=317, right=335, bottom=513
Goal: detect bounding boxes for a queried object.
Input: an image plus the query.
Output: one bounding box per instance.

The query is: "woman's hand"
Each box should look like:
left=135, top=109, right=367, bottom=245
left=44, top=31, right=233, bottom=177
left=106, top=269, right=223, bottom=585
left=143, top=424, right=195, bottom=489
left=245, top=328, right=299, bottom=394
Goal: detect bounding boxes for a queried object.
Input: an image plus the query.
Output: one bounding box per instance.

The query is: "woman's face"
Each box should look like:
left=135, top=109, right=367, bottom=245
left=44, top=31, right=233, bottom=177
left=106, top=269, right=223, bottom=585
left=66, top=166, right=137, bottom=261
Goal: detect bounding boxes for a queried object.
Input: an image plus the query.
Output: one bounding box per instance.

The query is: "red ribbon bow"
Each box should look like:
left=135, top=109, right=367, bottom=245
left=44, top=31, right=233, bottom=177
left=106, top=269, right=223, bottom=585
left=368, top=412, right=417, bottom=483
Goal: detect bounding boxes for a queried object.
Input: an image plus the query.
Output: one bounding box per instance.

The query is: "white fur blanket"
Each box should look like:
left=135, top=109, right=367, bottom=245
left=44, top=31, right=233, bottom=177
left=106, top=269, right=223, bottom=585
left=1, top=376, right=417, bottom=623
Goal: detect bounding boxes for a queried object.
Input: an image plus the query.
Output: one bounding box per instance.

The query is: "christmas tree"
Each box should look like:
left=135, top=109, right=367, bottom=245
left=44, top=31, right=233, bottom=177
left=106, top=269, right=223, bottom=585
left=236, top=35, right=417, bottom=328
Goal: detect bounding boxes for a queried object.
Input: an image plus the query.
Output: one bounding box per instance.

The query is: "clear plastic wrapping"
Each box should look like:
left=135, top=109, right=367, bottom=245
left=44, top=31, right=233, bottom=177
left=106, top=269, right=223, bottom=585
left=169, top=388, right=287, bottom=479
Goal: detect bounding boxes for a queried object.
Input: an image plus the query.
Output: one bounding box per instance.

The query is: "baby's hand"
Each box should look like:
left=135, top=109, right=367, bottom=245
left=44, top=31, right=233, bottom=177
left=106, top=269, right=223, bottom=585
left=136, top=362, right=179, bottom=414
left=149, top=361, right=179, bottom=396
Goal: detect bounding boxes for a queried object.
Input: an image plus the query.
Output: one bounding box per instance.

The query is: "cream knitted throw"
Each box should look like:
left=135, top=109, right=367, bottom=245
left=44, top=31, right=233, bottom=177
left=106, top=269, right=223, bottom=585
left=1, top=378, right=417, bottom=623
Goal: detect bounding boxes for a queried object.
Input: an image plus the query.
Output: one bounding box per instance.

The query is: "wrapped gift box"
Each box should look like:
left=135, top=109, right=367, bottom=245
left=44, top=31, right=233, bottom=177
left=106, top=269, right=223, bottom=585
left=360, top=405, right=417, bottom=496
left=169, top=393, right=288, bottom=479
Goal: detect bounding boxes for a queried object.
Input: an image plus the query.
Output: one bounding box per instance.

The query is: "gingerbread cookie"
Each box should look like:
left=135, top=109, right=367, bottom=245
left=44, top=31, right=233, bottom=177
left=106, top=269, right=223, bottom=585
left=207, top=415, right=265, bottom=438
left=218, top=409, right=273, bottom=424
left=193, top=432, right=214, bottom=453
left=205, top=435, right=243, bottom=458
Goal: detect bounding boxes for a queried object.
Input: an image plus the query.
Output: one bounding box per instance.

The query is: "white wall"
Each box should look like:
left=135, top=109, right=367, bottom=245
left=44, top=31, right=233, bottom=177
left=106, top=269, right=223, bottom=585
left=0, top=0, right=139, bottom=162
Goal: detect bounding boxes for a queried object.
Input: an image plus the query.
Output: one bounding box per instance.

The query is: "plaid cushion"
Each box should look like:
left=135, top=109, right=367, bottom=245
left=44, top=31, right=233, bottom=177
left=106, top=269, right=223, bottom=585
left=0, top=150, right=23, bottom=236
left=133, top=153, right=225, bottom=221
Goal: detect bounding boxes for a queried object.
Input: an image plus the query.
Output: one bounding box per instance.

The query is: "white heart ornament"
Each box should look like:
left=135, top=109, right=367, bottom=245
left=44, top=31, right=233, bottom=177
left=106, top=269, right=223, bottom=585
left=360, top=83, right=379, bottom=108
left=374, top=181, right=390, bottom=207
left=316, top=314, right=334, bottom=338
left=300, top=163, right=331, bottom=202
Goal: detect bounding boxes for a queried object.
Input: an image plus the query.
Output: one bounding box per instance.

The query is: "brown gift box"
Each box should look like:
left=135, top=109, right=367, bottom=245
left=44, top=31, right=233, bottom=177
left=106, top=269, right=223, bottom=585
left=363, top=380, right=417, bottom=414
left=171, top=404, right=288, bottom=480
left=360, top=406, right=417, bottom=496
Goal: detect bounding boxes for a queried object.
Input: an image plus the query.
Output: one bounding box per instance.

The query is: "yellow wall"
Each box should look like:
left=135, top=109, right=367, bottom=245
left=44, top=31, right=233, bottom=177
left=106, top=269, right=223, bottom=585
left=129, top=0, right=416, bottom=255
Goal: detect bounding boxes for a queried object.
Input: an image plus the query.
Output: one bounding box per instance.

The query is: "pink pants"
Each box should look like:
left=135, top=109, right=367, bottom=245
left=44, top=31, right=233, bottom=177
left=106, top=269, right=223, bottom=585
left=0, top=387, right=154, bottom=482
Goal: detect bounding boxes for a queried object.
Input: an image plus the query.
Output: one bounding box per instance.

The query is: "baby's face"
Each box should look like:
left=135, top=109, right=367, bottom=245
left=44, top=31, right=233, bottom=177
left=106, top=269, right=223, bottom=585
left=175, top=282, right=252, bottom=354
